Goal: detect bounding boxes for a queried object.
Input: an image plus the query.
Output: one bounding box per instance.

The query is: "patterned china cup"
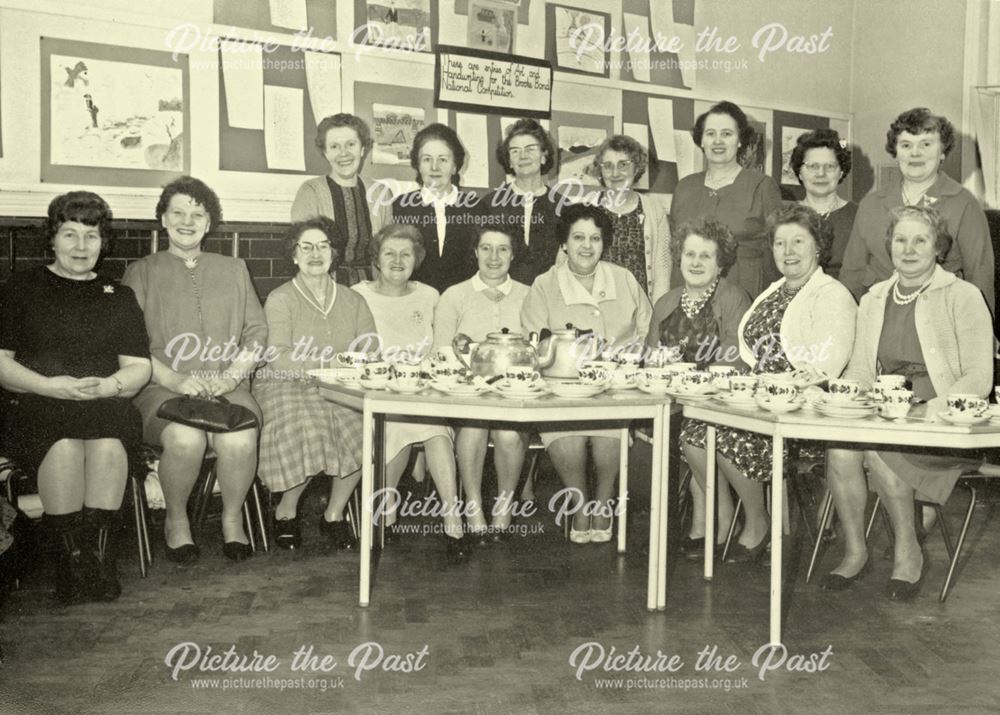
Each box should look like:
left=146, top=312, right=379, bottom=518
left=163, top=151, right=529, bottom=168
left=641, top=367, right=672, bottom=388
left=362, top=361, right=391, bottom=383
left=610, top=364, right=639, bottom=388
left=504, top=365, right=543, bottom=387
left=578, top=361, right=614, bottom=386
left=828, top=379, right=863, bottom=403
left=391, top=362, right=424, bottom=387
left=645, top=346, right=679, bottom=368
left=875, top=374, right=907, bottom=389
left=708, top=365, right=739, bottom=390
left=336, top=351, right=368, bottom=368
left=729, top=376, right=758, bottom=396
left=432, top=363, right=466, bottom=384
left=680, top=370, right=714, bottom=390
left=947, top=393, right=988, bottom=417
left=761, top=380, right=799, bottom=404
left=879, top=389, right=913, bottom=419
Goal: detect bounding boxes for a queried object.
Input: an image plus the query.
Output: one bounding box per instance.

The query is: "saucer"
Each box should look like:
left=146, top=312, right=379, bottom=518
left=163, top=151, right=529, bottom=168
left=387, top=381, right=428, bottom=394
left=755, top=396, right=803, bottom=414
left=494, top=386, right=550, bottom=400
left=938, top=411, right=990, bottom=426
left=636, top=382, right=671, bottom=395
left=359, top=377, right=390, bottom=390
left=714, top=392, right=758, bottom=407
left=548, top=381, right=607, bottom=398
left=816, top=401, right=878, bottom=419
left=430, top=380, right=490, bottom=395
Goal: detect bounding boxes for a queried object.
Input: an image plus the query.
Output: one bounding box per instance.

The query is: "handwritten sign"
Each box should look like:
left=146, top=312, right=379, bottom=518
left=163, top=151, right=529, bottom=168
left=435, top=44, right=552, bottom=118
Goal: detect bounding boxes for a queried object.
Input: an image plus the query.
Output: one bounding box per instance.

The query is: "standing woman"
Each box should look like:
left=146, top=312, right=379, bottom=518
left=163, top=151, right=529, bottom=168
left=0, top=192, right=151, bottom=603
left=840, top=107, right=993, bottom=313
left=291, top=113, right=391, bottom=285
left=391, top=123, right=483, bottom=293
left=485, top=118, right=561, bottom=286
left=123, top=177, right=266, bottom=564
left=670, top=101, right=783, bottom=298
left=789, top=129, right=858, bottom=279
left=592, top=134, right=672, bottom=304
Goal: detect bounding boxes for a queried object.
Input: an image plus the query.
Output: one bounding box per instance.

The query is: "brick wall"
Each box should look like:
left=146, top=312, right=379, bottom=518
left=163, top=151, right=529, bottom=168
left=0, top=218, right=294, bottom=303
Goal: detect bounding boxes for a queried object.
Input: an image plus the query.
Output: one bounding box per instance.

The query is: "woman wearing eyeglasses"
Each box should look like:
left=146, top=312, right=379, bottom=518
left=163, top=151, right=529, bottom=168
left=590, top=135, right=672, bottom=304
left=790, top=129, right=857, bottom=280
left=484, top=119, right=561, bottom=286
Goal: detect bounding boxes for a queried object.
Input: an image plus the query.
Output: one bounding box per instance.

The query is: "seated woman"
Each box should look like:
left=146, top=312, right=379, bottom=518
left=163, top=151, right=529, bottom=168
left=0, top=192, right=151, bottom=603
left=123, top=177, right=267, bottom=564
left=823, top=205, right=993, bottom=599
left=255, top=217, right=377, bottom=550
left=645, top=218, right=751, bottom=558
left=352, top=223, right=469, bottom=563
left=434, top=227, right=530, bottom=540
left=521, top=203, right=652, bottom=543
left=683, top=204, right=857, bottom=561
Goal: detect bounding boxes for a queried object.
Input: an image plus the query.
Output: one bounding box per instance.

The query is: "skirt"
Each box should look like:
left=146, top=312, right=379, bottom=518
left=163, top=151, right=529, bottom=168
left=255, top=380, right=364, bottom=492
left=385, top=418, right=453, bottom=462
left=873, top=449, right=982, bottom=505
left=133, top=383, right=261, bottom=445
left=537, top=421, right=625, bottom=449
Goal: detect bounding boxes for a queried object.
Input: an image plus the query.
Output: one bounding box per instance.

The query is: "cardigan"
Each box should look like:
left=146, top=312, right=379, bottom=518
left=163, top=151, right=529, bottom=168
left=290, top=175, right=392, bottom=233
left=433, top=274, right=530, bottom=346
left=482, top=183, right=561, bottom=286
left=645, top=277, right=751, bottom=368
left=839, top=170, right=994, bottom=314
left=843, top=265, right=993, bottom=415
left=738, top=268, right=857, bottom=376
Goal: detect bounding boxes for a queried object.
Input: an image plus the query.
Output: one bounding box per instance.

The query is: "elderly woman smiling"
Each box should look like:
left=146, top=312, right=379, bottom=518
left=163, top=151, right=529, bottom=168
left=823, top=205, right=993, bottom=600
left=645, top=218, right=750, bottom=557
left=521, top=203, right=652, bottom=543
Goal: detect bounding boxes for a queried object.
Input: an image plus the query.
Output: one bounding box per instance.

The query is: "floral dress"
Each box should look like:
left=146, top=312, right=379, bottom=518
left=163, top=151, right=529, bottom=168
left=602, top=203, right=647, bottom=296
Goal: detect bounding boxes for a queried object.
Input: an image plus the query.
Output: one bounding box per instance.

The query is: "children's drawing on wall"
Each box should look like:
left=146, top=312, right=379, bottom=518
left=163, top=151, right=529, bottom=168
left=556, top=125, right=606, bottom=187
left=780, top=126, right=810, bottom=185
left=467, top=0, right=518, bottom=54
left=740, top=120, right=769, bottom=174
left=372, top=104, right=425, bottom=165
left=364, top=0, right=432, bottom=50
left=551, top=5, right=608, bottom=75
left=50, top=54, right=183, bottom=170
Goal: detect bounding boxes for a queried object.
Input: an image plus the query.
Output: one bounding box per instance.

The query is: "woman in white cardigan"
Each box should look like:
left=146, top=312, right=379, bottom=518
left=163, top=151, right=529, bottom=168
left=822, top=205, right=993, bottom=600
left=685, top=204, right=857, bottom=562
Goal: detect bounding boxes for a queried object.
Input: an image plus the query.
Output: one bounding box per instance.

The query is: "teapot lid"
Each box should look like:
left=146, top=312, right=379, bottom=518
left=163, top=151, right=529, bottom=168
left=486, top=328, right=525, bottom=342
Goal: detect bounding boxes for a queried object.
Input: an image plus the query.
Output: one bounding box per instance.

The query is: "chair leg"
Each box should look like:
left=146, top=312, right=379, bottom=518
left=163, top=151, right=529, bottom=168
left=940, top=485, right=977, bottom=602
left=789, top=473, right=817, bottom=546
left=806, top=491, right=834, bottom=583
left=721, top=498, right=743, bottom=561
left=932, top=503, right=953, bottom=560
left=130, top=476, right=149, bottom=578
left=251, top=481, right=269, bottom=552
left=865, top=494, right=881, bottom=540
left=242, top=501, right=256, bottom=552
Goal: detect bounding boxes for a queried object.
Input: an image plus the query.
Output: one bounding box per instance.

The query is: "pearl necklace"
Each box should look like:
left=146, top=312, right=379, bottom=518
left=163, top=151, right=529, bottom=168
left=892, top=279, right=932, bottom=305
left=569, top=266, right=597, bottom=279
left=801, top=196, right=842, bottom=218
left=704, top=166, right=741, bottom=190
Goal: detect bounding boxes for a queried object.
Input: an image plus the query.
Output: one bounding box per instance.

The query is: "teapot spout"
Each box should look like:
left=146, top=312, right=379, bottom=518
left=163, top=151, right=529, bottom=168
left=532, top=328, right=556, bottom=369
left=451, top=334, right=476, bottom=370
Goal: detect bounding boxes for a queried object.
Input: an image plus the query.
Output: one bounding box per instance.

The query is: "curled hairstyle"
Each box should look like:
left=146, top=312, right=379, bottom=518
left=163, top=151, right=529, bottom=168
left=766, top=204, right=835, bottom=269
left=790, top=129, right=852, bottom=185
left=691, top=101, right=756, bottom=162
left=496, top=118, right=556, bottom=176
left=369, top=222, right=427, bottom=270
left=593, top=134, right=649, bottom=185
left=155, top=176, right=222, bottom=232
left=555, top=202, right=614, bottom=246
left=885, top=107, right=955, bottom=158
left=315, top=113, right=373, bottom=160
left=46, top=191, right=114, bottom=251
left=884, top=205, right=952, bottom=263
left=285, top=216, right=341, bottom=264
left=669, top=218, right=739, bottom=277
left=409, top=123, right=466, bottom=187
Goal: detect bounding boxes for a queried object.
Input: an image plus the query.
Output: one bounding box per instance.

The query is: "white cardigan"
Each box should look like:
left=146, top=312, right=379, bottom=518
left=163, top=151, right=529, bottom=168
left=738, top=268, right=857, bottom=376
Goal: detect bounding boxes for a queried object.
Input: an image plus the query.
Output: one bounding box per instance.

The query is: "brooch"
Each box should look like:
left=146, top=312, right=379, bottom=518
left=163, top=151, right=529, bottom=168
left=103, top=285, right=115, bottom=294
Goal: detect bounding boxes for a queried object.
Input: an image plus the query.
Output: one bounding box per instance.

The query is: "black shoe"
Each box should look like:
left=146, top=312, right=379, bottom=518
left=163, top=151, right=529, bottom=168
left=83, top=507, right=122, bottom=602
left=382, top=523, right=402, bottom=546
left=43, top=512, right=95, bottom=605
left=320, top=517, right=357, bottom=551
left=725, top=532, right=770, bottom=564
left=885, top=556, right=926, bottom=601
left=444, top=534, right=472, bottom=564
left=274, top=515, right=302, bottom=550
left=222, top=541, right=253, bottom=562
left=680, top=536, right=725, bottom=561
left=469, top=528, right=491, bottom=547
left=165, top=543, right=200, bottom=565
left=820, top=559, right=870, bottom=591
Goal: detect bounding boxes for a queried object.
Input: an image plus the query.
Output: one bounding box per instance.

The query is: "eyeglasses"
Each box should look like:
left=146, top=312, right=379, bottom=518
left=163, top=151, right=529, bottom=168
left=599, top=160, right=634, bottom=174
left=508, top=144, right=541, bottom=157
left=803, top=162, right=840, bottom=174
left=298, top=242, right=333, bottom=253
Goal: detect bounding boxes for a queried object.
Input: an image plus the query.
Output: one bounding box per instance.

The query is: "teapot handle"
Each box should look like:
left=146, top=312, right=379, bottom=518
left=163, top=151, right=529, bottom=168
left=451, top=333, right=474, bottom=370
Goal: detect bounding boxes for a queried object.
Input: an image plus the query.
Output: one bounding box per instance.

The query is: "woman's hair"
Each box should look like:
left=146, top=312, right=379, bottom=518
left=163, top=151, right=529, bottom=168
left=315, top=113, right=373, bottom=160
left=885, top=107, right=955, bottom=158
left=593, top=134, right=649, bottom=186
left=369, top=222, right=427, bottom=270
left=496, top=118, right=556, bottom=176
left=766, top=204, right=835, bottom=268
left=789, top=129, right=852, bottom=185
left=669, top=218, right=739, bottom=277
left=691, top=101, right=755, bottom=162
left=555, top=202, right=614, bottom=246
left=409, top=123, right=466, bottom=186
left=155, top=176, right=222, bottom=231
left=45, top=191, right=113, bottom=250
left=285, top=216, right=341, bottom=264
left=883, top=205, right=952, bottom=263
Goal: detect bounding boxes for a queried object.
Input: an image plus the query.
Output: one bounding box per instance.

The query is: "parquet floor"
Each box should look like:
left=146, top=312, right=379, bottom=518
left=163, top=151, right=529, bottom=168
left=2, top=467, right=999, bottom=715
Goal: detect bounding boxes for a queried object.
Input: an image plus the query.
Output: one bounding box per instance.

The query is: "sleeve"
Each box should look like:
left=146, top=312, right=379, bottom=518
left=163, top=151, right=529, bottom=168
left=647, top=196, right=673, bottom=304
left=951, top=200, right=995, bottom=316
left=0, top=275, right=25, bottom=352
left=121, top=259, right=147, bottom=310
left=238, top=261, right=268, bottom=352
left=838, top=208, right=871, bottom=301
left=433, top=286, right=462, bottom=348
left=757, top=175, right=783, bottom=224
left=355, top=294, right=377, bottom=343
left=939, top=283, right=995, bottom=398
left=841, top=295, right=878, bottom=387
left=808, top=283, right=857, bottom=377
left=716, top=285, right=752, bottom=368
left=262, top=290, right=297, bottom=372
left=631, top=274, right=653, bottom=345
left=113, top=286, right=151, bottom=359
left=520, top=280, right=551, bottom=335
left=290, top=180, right=325, bottom=222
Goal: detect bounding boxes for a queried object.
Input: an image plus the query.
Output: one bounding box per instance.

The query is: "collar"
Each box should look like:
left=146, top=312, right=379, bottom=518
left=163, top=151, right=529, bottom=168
left=292, top=275, right=337, bottom=317
left=876, top=169, right=962, bottom=203
left=868, top=264, right=955, bottom=299
left=507, top=181, right=546, bottom=199
left=472, top=273, right=513, bottom=295
left=420, top=185, right=459, bottom=207
left=555, top=262, right=617, bottom=306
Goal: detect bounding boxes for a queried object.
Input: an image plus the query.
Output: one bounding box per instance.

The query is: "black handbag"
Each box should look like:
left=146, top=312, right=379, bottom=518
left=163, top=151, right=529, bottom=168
left=156, top=395, right=258, bottom=433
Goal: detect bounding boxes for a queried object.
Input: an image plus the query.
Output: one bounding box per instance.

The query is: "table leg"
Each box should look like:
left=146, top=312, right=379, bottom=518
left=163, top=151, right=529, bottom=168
left=617, top=427, right=629, bottom=554
left=770, top=432, right=784, bottom=646
left=656, top=404, right=671, bottom=610
left=704, top=425, right=716, bottom=580
left=374, top=414, right=386, bottom=550
left=359, top=403, right=374, bottom=608
left=647, top=409, right=663, bottom=611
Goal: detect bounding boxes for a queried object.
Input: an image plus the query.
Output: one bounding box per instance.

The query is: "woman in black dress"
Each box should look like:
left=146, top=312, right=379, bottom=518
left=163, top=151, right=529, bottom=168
left=0, top=192, right=151, bottom=604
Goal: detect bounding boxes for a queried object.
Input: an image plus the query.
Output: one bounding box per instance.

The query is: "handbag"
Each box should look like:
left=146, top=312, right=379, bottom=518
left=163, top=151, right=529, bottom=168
left=156, top=395, right=258, bottom=433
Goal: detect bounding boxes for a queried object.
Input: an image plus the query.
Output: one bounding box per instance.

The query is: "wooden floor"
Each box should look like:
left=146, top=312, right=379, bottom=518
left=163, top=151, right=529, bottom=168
left=2, top=467, right=999, bottom=715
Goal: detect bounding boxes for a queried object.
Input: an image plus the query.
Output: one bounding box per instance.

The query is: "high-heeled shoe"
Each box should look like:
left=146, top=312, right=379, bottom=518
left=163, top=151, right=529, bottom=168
left=165, top=542, right=200, bottom=565
left=590, top=518, right=613, bottom=544
left=319, top=517, right=357, bottom=551
left=222, top=541, right=252, bottom=562
left=820, top=559, right=870, bottom=591
left=444, top=534, right=472, bottom=564
left=725, top=531, right=770, bottom=564
left=885, top=554, right=926, bottom=601
left=273, top=514, right=302, bottom=550
left=680, top=535, right=726, bottom=561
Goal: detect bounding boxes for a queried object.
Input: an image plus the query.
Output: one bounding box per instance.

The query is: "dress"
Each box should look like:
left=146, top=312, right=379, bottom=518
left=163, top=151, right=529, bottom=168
left=817, top=201, right=858, bottom=280
left=602, top=203, right=648, bottom=295
left=352, top=281, right=451, bottom=458
left=0, top=267, right=150, bottom=473
left=670, top=168, right=783, bottom=298
left=482, top=183, right=560, bottom=286
left=254, top=278, right=376, bottom=492
left=121, top=252, right=267, bottom=444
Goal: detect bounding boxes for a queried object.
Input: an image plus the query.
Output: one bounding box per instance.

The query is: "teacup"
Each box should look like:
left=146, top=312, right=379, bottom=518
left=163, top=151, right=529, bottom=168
left=504, top=365, right=543, bottom=387
left=875, top=374, right=907, bottom=389
left=362, top=361, right=391, bottom=383
left=708, top=365, right=739, bottom=389
left=828, top=379, right=863, bottom=403
left=640, top=367, right=672, bottom=389
left=391, top=362, right=424, bottom=387
left=431, top=363, right=466, bottom=384
left=645, top=346, right=679, bottom=368
left=680, top=370, right=714, bottom=391
left=729, top=376, right=758, bottom=396
left=336, top=351, right=368, bottom=368
left=878, top=389, right=913, bottom=419
left=760, top=380, right=799, bottom=404
left=610, top=364, right=639, bottom=389
left=434, top=347, right=463, bottom=366
left=947, top=393, right=988, bottom=416
left=578, top=360, right=614, bottom=385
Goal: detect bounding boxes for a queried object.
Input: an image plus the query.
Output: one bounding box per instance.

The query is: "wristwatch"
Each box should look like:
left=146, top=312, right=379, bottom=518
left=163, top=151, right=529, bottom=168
left=110, top=376, right=125, bottom=395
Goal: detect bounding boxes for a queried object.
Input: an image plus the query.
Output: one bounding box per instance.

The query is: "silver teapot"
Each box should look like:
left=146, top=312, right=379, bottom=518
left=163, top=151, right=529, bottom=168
left=452, top=328, right=538, bottom=378
left=533, top=325, right=596, bottom=379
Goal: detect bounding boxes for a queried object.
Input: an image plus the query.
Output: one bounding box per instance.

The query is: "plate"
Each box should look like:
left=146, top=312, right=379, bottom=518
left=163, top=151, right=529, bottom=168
left=548, top=381, right=607, bottom=398
left=430, top=381, right=490, bottom=395
left=817, top=395, right=875, bottom=409
left=359, top=377, right=390, bottom=390
left=937, top=411, right=990, bottom=426
left=815, top=402, right=877, bottom=419
left=495, top=386, right=550, bottom=400
left=755, top=397, right=803, bottom=414
left=636, top=382, right=671, bottom=395
left=387, top=381, right=428, bottom=394
left=714, top=393, right=758, bottom=407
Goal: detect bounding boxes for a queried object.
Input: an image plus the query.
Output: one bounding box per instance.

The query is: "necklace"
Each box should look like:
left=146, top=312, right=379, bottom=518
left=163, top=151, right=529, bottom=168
left=780, top=281, right=805, bottom=297
left=801, top=196, right=841, bottom=218
left=704, top=165, right=740, bottom=190
left=892, top=278, right=932, bottom=305
left=681, top=278, right=718, bottom=319
left=569, top=266, right=597, bottom=279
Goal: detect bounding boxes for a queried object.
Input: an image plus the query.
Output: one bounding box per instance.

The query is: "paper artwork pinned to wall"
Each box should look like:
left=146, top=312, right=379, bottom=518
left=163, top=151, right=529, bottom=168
left=780, top=126, right=810, bottom=185
left=556, top=125, right=606, bottom=187
left=467, top=0, right=518, bottom=54
left=372, top=104, right=425, bottom=165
